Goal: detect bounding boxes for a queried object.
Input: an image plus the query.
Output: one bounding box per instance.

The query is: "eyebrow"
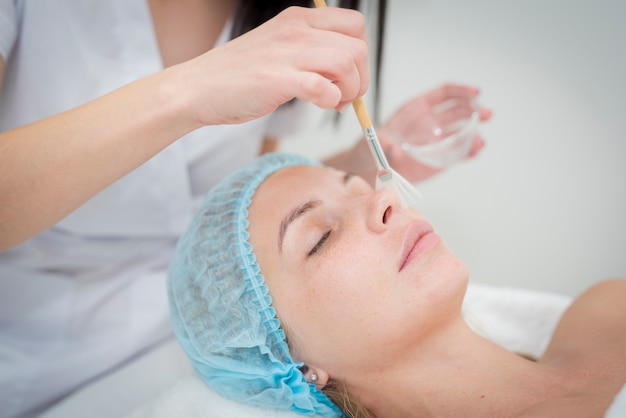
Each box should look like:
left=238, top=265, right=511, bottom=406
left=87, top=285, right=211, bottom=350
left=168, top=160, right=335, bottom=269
left=278, top=199, right=321, bottom=252
left=277, top=171, right=355, bottom=252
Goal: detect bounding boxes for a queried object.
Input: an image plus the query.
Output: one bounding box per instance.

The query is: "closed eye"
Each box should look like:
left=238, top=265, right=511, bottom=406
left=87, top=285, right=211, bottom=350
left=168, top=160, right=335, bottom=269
left=308, top=230, right=331, bottom=257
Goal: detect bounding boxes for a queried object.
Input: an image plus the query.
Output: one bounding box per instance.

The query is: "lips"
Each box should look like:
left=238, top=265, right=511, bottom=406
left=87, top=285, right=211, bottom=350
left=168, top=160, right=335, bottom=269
left=398, top=220, right=437, bottom=271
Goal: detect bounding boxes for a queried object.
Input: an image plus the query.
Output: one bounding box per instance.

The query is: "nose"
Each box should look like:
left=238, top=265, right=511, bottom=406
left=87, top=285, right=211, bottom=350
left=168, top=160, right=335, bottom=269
left=365, top=187, right=400, bottom=233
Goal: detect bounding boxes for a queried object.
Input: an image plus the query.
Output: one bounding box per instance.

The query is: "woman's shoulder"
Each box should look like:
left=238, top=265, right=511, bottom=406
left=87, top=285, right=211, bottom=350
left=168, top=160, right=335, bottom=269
left=566, top=279, right=626, bottom=325
left=544, top=278, right=626, bottom=356
left=540, top=279, right=626, bottom=411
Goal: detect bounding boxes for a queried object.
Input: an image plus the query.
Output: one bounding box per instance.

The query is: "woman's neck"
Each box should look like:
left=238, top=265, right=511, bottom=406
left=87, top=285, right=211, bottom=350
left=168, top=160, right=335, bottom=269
left=350, top=318, right=569, bottom=418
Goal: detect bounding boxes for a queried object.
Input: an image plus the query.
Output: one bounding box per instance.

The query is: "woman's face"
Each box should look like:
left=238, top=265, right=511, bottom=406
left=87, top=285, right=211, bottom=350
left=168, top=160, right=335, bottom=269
left=248, top=165, right=468, bottom=379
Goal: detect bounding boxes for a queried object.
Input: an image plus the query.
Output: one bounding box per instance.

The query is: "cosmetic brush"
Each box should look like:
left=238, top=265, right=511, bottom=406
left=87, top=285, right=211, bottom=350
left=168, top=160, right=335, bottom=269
left=314, top=0, right=423, bottom=208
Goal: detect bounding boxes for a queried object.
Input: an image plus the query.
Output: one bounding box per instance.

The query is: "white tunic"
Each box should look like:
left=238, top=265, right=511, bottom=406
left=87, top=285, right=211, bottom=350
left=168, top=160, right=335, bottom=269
left=0, top=1, right=305, bottom=417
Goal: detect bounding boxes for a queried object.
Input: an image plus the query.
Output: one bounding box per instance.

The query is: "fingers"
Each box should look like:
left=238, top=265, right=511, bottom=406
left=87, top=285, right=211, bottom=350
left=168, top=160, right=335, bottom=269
left=424, top=83, right=480, bottom=106
left=466, top=136, right=485, bottom=158
left=432, top=100, right=476, bottom=128
left=426, top=83, right=493, bottom=124
left=307, top=7, right=367, bottom=43
left=194, top=6, right=371, bottom=125
left=479, top=107, right=493, bottom=122
left=424, top=84, right=492, bottom=132
left=280, top=7, right=369, bottom=107
left=293, top=44, right=367, bottom=106
left=291, top=72, right=343, bottom=109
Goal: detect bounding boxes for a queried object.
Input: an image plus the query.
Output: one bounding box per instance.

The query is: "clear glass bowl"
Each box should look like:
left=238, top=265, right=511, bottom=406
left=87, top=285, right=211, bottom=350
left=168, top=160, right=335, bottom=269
left=390, top=98, right=480, bottom=168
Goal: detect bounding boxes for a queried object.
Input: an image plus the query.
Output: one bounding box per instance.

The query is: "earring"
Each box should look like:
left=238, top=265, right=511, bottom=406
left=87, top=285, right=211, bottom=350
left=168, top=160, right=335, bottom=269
left=311, top=373, right=318, bottom=382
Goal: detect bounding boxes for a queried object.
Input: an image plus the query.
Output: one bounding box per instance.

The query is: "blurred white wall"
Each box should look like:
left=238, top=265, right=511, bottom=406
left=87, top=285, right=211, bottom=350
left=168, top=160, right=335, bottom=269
left=280, top=0, right=626, bottom=297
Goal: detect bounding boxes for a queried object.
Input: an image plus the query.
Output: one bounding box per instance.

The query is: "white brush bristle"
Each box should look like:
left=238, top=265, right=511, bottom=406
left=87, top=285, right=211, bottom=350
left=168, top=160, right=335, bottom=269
left=376, top=168, right=423, bottom=209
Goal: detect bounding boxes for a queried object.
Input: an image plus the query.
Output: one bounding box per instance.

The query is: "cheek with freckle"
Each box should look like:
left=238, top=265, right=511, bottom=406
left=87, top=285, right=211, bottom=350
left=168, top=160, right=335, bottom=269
left=305, top=264, right=392, bottom=336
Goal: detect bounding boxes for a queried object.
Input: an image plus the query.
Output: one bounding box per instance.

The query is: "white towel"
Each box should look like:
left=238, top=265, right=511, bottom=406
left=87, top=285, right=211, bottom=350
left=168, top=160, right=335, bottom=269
left=605, top=384, right=626, bottom=418
left=462, top=283, right=572, bottom=358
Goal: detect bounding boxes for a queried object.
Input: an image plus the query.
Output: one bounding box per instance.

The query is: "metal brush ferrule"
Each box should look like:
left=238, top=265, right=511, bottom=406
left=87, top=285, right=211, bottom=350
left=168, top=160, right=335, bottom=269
left=364, top=127, right=391, bottom=172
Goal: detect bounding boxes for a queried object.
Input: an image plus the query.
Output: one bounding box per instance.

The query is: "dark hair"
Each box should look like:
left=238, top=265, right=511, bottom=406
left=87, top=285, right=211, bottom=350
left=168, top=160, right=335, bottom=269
left=231, top=0, right=387, bottom=123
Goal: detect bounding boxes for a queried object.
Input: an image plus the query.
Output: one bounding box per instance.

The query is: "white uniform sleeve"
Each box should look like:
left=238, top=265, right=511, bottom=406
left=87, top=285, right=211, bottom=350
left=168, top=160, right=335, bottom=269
left=0, top=0, right=18, bottom=61
left=264, top=99, right=313, bottom=139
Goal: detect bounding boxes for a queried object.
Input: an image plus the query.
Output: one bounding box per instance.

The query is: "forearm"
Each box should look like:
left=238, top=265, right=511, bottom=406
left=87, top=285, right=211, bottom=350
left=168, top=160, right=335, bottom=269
left=322, top=136, right=376, bottom=187
left=0, top=5, right=373, bottom=251
left=0, top=66, right=200, bottom=251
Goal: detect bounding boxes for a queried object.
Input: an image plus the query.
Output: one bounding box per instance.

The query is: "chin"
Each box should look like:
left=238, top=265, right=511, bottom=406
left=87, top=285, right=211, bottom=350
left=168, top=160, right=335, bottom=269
left=439, top=244, right=469, bottom=284
left=421, top=252, right=469, bottom=307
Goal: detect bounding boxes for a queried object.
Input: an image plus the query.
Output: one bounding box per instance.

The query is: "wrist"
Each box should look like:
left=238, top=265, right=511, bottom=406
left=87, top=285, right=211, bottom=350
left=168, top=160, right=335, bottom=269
left=159, top=62, right=207, bottom=132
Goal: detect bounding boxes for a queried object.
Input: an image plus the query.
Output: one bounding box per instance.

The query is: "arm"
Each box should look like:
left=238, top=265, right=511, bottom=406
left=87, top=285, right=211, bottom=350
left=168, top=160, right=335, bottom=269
left=260, top=137, right=280, bottom=155
left=542, top=279, right=626, bottom=357
left=0, top=6, right=369, bottom=251
left=540, top=279, right=626, bottom=393
left=0, top=64, right=198, bottom=250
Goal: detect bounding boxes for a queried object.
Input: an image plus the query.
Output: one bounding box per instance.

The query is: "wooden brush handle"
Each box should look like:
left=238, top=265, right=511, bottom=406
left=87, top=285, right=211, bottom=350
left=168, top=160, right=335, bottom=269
left=313, top=0, right=326, bottom=8
left=351, top=97, right=373, bottom=130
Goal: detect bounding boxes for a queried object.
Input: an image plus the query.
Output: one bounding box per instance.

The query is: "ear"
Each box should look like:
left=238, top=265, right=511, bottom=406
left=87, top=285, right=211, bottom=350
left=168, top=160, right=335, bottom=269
left=301, top=365, right=330, bottom=389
